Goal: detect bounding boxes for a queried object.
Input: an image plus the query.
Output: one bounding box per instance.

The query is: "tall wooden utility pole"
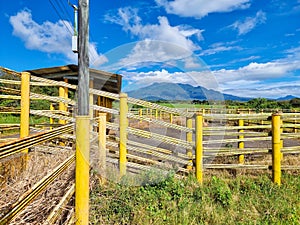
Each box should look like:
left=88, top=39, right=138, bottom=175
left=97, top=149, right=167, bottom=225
left=75, top=0, right=90, bottom=224
left=78, top=0, right=89, bottom=115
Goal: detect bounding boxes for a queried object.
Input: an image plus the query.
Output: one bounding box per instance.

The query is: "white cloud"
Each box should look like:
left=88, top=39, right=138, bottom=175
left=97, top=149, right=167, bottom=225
left=105, top=7, right=203, bottom=52
left=228, top=10, right=266, bottom=35
left=223, top=84, right=300, bottom=99
left=121, top=69, right=219, bottom=92
left=213, top=56, right=300, bottom=98
left=118, top=39, right=196, bottom=67
left=155, top=0, right=250, bottom=18
left=104, top=7, right=204, bottom=70
left=215, top=61, right=300, bottom=84
left=199, top=42, right=242, bottom=56
left=9, top=9, right=106, bottom=65
left=229, top=55, right=261, bottom=64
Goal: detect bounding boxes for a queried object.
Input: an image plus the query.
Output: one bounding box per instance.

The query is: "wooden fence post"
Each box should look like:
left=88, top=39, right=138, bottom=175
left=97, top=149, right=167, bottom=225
left=64, top=78, right=69, bottom=114
left=293, top=110, right=297, bottom=133
left=139, top=108, right=143, bottom=122
left=260, top=109, right=264, bottom=125
left=98, top=113, right=106, bottom=183
left=119, top=93, right=128, bottom=177
left=238, top=118, right=244, bottom=164
left=195, top=114, right=203, bottom=185
left=170, top=113, right=173, bottom=124
left=50, top=103, right=54, bottom=130
left=20, top=71, right=30, bottom=154
left=75, top=116, right=90, bottom=225
left=186, top=116, right=193, bottom=170
left=59, top=86, right=66, bottom=125
left=272, top=113, right=281, bottom=186
left=89, top=79, right=94, bottom=132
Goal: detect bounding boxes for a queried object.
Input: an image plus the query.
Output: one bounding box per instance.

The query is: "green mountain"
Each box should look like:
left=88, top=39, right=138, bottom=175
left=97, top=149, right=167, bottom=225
left=127, top=82, right=250, bottom=101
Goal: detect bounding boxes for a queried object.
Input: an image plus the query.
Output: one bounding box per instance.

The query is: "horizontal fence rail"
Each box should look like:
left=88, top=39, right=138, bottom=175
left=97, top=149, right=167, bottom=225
left=1, top=66, right=300, bottom=224
left=0, top=154, right=75, bottom=224
left=0, top=124, right=74, bottom=159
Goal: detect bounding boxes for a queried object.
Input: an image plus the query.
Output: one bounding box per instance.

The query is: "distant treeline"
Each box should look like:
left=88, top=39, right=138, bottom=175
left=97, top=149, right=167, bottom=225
left=150, top=98, right=300, bottom=111
left=194, top=98, right=300, bottom=110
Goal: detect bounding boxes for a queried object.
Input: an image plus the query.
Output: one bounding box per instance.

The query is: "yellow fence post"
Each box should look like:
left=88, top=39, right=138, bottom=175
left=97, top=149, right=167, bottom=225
left=139, top=108, right=143, bottom=122
left=195, top=114, right=203, bottom=185
left=260, top=109, right=264, bottom=125
left=64, top=78, right=69, bottom=114
left=280, top=118, right=283, bottom=160
left=170, top=113, right=173, bottom=124
left=75, top=116, right=90, bottom=224
left=20, top=72, right=30, bottom=153
left=155, top=109, right=158, bottom=120
left=293, top=109, right=297, bottom=133
left=119, top=93, right=128, bottom=177
left=186, top=116, right=193, bottom=171
left=59, top=86, right=66, bottom=125
left=272, top=113, right=281, bottom=186
left=50, top=103, right=54, bottom=130
left=89, top=79, right=94, bottom=132
left=238, top=118, right=245, bottom=164
left=98, top=113, right=107, bottom=183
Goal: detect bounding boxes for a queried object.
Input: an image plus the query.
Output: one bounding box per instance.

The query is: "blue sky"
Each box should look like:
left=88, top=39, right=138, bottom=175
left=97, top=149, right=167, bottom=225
left=1, top=0, right=300, bottom=98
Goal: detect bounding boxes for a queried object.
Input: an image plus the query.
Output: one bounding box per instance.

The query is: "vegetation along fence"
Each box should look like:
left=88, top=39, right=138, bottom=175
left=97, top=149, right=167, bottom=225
left=0, top=66, right=299, bottom=224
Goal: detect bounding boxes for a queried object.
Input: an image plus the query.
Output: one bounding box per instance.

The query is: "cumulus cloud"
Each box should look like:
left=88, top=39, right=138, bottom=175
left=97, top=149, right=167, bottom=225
left=222, top=84, right=300, bottom=99
left=215, top=61, right=300, bottom=84
left=155, top=0, right=250, bottom=18
left=106, top=7, right=203, bottom=51
left=105, top=7, right=203, bottom=67
left=228, top=10, right=266, bottom=35
left=9, top=9, right=106, bottom=64
left=121, top=69, right=219, bottom=92
left=213, top=56, right=300, bottom=98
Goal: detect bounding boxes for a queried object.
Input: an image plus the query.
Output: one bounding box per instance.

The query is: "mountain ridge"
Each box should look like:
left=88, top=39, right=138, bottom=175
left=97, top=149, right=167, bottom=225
left=127, top=82, right=251, bottom=101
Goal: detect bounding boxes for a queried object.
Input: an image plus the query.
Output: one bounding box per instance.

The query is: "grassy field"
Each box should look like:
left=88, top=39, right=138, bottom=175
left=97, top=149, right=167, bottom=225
left=90, top=172, right=300, bottom=225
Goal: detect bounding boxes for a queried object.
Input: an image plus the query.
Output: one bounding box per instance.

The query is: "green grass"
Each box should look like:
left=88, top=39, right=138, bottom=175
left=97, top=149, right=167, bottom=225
left=0, top=114, right=50, bottom=135
left=0, top=114, right=49, bottom=124
left=90, top=172, right=300, bottom=225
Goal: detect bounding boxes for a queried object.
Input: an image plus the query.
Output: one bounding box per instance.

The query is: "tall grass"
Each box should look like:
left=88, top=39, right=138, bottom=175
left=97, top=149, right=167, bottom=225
left=90, top=172, right=300, bottom=225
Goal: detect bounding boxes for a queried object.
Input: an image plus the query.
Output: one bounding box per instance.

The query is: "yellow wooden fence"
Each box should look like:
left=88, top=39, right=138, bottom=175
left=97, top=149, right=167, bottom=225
left=0, top=66, right=300, bottom=224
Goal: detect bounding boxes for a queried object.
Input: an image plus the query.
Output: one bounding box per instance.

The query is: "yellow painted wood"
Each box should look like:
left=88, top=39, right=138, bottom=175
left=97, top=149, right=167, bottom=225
left=75, top=116, right=90, bottom=225
left=195, top=114, right=203, bottom=185
left=139, top=108, right=143, bottom=122
left=272, top=113, right=281, bottom=186
left=20, top=72, right=30, bottom=154
left=119, top=93, right=128, bottom=177
left=59, top=86, right=66, bottom=125
left=98, top=113, right=107, bottom=183
left=89, top=79, right=94, bottom=132
left=238, top=119, right=245, bottom=164
left=170, top=113, right=173, bottom=124
left=186, top=117, right=193, bottom=171
left=64, top=78, right=68, bottom=113
left=280, top=118, right=283, bottom=160
left=50, top=103, right=54, bottom=130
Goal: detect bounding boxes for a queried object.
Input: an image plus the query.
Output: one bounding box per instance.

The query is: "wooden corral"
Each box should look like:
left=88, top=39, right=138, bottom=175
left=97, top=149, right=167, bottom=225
left=27, top=64, right=122, bottom=121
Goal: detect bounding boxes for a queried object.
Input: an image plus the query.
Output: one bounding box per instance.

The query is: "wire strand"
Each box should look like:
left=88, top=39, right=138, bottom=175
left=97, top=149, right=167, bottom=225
left=48, top=0, right=73, bottom=36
